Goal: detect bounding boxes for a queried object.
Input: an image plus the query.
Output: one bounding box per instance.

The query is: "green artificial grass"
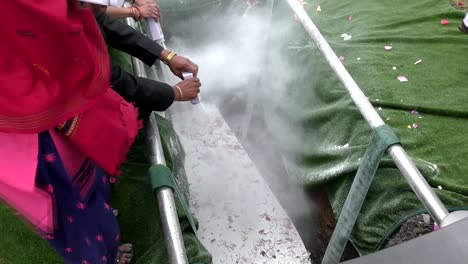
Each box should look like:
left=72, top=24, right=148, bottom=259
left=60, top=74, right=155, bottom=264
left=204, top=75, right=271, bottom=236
left=265, top=0, right=468, bottom=255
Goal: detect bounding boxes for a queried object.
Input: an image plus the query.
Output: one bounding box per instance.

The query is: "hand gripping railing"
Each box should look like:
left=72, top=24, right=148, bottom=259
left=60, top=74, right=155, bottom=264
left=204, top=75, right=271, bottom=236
left=124, top=4, right=189, bottom=264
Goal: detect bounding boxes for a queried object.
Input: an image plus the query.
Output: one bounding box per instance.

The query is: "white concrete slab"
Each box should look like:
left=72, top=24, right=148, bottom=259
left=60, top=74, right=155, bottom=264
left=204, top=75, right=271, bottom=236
left=170, top=103, right=311, bottom=264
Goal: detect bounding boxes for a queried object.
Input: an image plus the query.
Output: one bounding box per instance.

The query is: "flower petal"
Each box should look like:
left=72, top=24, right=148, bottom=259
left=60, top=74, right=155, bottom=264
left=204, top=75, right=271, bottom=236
left=397, top=75, right=409, bottom=82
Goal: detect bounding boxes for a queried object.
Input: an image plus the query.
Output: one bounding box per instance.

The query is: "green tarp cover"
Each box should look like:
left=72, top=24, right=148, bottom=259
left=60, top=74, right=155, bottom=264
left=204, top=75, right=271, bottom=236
left=265, top=0, right=468, bottom=255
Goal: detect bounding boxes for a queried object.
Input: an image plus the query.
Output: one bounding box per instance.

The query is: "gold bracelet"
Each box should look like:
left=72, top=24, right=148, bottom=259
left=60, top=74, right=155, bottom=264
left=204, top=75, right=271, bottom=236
left=175, top=85, right=183, bottom=100
left=165, top=51, right=177, bottom=64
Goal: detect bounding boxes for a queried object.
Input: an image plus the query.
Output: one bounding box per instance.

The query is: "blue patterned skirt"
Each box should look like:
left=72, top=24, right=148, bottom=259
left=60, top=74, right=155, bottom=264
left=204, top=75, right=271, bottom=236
left=36, top=131, right=120, bottom=264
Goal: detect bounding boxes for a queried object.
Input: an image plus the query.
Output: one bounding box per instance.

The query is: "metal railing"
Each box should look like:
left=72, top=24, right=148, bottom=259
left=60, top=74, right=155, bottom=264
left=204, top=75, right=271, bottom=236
left=284, top=0, right=468, bottom=228
left=124, top=5, right=189, bottom=264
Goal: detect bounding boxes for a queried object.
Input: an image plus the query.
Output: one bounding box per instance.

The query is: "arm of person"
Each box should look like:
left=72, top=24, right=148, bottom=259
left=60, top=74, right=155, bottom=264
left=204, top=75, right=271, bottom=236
left=96, top=13, right=199, bottom=78
left=96, top=12, right=164, bottom=65
left=105, top=6, right=133, bottom=19
left=111, top=63, right=175, bottom=112
left=105, top=4, right=160, bottom=20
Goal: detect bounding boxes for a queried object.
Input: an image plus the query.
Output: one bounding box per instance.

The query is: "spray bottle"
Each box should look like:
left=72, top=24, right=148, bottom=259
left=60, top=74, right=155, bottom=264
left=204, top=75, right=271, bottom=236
left=148, top=18, right=165, bottom=44
left=182, top=72, right=201, bottom=105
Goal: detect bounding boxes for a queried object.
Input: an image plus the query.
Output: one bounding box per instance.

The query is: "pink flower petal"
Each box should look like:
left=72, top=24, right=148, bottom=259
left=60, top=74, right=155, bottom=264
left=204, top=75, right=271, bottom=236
left=397, top=75, right=409, bottom=82
left=348, top=15, right=353, bottom=21
left=441, top=19, right=449, bottom=25
left=434, top=224, right=440, bottom=231
left=458, top=1, right=465, bottom=7
left=109, top=177, right=117, bottom=184
left=339, top=56, right=345, bottom=62
left=384, top=45, right=392, bottom=51
left=412, top=123, right=419, bottom=129
left=411, top=110, right=419, bottom=114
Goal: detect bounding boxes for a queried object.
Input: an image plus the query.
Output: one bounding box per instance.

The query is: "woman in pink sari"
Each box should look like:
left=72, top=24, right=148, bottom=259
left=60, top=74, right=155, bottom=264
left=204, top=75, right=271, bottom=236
left=0, top=0, right=140, bottom=263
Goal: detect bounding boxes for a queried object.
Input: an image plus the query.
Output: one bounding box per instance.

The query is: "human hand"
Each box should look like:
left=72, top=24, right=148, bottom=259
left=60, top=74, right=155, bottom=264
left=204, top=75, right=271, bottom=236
left=168, top=55, right=199, bottom=79
left=138, top=2, right=160, bottom=19
left=173, top=78, right=201, bottom=101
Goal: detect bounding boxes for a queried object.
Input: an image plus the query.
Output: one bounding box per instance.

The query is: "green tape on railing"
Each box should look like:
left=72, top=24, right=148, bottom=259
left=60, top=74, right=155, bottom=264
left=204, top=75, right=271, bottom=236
left=322, top=125, right=400, bottom=264
left=149, top=164, right=175, bottom=192
left=148, top=164, right=197, bottom=233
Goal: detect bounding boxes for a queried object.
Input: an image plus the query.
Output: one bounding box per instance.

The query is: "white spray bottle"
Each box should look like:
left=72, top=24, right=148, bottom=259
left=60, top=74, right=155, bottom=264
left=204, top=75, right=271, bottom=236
left=148, top=18, right=165, bottom=43
left=182, top=72, right=201, bottom=105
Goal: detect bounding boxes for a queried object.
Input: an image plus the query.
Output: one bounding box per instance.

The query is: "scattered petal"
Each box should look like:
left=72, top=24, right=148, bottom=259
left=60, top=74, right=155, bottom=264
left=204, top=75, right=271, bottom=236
left=458, top=1, right=465, bottom=7
left=378, top=107, right=383, bottom=111
left=112, top=209, right=119, bottom=216
left=375, top=98, right=380, bottom=101
left=386, top=117, right=390, bottom=121
left=357, top=57, right=361, bottom=61
left=434, top=224, right=440, bottom=231
left=418, top=116, right=423, bottom=119
left=397, top=75, right=409, bottom=82
left=109, top=177, right=117, bottom=184
left=341, top=33, right=352, bottom=41
left=384, top=45, right=393, bottom=51
left=392, top=66, right=397, bottom=70
left=316, top=5, right=321, bottom=12
left=414, top=59, right=422, bottom=65
left=348, top=15, right=353, bottom=21
left=339, top=56, right=345, bottom=62
left=412, top=123, right=419, bottom=129
left=407, top=125, right=412, bottom=129
left=437, top=185, right=443, bottom=190
left=441, top=19, right=449, bottom=25
left=411, top=110, right=419, bottom=114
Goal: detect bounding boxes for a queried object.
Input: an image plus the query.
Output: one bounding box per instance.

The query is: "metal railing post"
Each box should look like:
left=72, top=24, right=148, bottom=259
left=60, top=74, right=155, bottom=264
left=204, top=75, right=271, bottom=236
left=283, top=0, right=468, bottom=226
left=124, top=6, right=189, bottom=264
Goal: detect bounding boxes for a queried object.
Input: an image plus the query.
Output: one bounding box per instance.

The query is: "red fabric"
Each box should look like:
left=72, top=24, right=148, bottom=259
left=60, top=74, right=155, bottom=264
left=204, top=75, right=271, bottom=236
left=64, top=89, right=142, bottom=176
left=0, top=0, right=109, bottom=133
left=0, top=0, right=141, bottom=175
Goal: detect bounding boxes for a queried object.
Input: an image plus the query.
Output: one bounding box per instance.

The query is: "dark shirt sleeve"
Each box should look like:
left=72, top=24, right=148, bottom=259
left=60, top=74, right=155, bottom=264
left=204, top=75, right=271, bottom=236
left=96, top=13, right=164, bottom=66
left=111, top=63, right=175, bottom=113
